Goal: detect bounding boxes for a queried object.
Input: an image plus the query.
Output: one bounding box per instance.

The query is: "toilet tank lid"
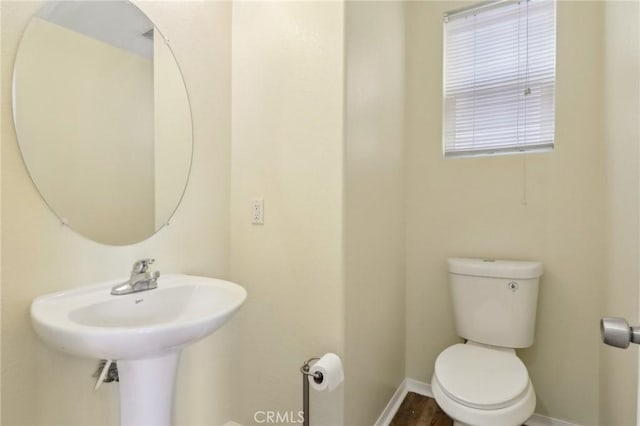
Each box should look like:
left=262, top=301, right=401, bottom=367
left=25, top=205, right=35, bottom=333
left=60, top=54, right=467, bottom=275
left=448, top=257, right=543, bottom=279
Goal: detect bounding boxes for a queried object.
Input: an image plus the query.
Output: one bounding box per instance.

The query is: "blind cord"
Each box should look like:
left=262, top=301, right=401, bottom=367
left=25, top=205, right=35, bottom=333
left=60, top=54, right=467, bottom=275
left=472, top=14, right=477, bottom=146
left=522, top=153, right=528, bottom=206
left=522, top=0, right=530, bottom=206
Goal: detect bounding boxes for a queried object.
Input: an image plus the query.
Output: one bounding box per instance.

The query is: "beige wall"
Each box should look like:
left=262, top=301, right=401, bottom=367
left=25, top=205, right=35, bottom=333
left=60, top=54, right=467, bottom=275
left=405, top=1, right=605, bottom=424
left=14, top=17, right=155, bottom=244
left=229, top=2, right=345, bottom=425
left=600, top=1, right=640, bottom=425
left=0, top=2, right=3, bottom=422
left=1, top=1, right=232, bottom=425
left=344, top=2, right=405, bottom=425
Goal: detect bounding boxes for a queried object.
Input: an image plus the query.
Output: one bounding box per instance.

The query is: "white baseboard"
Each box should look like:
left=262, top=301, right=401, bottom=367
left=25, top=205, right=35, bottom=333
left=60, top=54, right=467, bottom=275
left=223, top=422, right=243, bottom=426
left=374, top=378, right=409, bottom=426
left=374, top=378, right=433, bottom=426
left=526, top=413, right=582, bottom=426
left=375, top=378, right=581, bottom=426
left=405, top=377, right=433, bottom=397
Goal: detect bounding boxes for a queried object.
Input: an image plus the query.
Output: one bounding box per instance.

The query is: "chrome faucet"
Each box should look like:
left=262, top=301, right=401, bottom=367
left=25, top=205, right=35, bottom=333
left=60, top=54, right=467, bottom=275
left=111, top=259, right=160, bottom=295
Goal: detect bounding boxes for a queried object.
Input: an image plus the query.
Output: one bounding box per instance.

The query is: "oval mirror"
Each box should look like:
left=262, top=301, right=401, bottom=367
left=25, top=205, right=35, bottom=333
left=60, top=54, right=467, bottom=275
left=12, top=0, right=193, bottom=245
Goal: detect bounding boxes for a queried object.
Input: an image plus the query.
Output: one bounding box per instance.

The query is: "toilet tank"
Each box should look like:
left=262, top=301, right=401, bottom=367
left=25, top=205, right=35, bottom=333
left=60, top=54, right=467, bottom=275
left=448, top=257, right=543, bottom=348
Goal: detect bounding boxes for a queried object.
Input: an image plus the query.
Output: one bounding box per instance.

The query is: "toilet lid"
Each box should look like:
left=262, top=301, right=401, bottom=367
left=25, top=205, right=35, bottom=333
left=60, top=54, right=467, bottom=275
left=434, top=343, right=530, bottom=410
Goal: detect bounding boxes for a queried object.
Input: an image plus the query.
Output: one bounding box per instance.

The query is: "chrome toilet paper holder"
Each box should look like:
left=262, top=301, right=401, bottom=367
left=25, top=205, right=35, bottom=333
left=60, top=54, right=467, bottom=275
left=300, top=357, right=324, bottom=383
left=300, top=357, right=323, bottom=426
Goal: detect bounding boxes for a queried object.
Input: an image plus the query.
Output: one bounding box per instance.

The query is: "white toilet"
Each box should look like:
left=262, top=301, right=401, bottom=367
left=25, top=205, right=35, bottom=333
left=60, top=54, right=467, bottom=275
left=431, top=257, right=543, bottom=426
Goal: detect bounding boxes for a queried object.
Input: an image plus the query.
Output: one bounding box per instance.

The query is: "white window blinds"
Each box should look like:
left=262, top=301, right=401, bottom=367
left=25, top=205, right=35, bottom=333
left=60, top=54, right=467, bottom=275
left=443, top=0, right=556, bottom=157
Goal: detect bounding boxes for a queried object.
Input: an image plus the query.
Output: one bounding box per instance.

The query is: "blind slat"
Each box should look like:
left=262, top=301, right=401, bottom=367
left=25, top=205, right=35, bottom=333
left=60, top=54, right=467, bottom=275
left=443, top=0, right=556, bottom=157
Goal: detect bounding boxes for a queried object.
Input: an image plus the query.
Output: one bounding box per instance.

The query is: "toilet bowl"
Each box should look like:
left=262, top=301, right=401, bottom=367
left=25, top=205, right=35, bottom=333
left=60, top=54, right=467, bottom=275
left=432, top=258, right=543, bottom=426
left=431, top=342, right=536, bottom=426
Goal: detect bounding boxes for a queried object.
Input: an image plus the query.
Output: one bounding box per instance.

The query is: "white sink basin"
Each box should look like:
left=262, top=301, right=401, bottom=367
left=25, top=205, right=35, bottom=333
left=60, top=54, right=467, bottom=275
left=31, top=274, right=246, bottom=360
left=31, top=274, right=246, bottom=426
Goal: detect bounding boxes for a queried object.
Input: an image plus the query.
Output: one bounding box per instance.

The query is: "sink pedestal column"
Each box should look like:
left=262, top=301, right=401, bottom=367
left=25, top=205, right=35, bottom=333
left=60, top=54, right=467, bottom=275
left=118, top=352, right=180, bottom=426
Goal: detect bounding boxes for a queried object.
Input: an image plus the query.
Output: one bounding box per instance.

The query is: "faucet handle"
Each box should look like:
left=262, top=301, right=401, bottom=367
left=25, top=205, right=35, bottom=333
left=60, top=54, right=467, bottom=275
left=132, top=258, right=155, bottom=274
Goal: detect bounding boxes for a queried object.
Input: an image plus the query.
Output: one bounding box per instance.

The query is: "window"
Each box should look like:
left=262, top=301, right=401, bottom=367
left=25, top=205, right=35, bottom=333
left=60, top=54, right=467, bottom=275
left=443, top=0, right=556, bottom=157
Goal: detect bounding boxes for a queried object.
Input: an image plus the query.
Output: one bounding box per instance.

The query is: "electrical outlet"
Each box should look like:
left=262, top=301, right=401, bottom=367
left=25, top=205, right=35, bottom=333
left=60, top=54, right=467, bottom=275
left=251, top=199, right=264, bottom=225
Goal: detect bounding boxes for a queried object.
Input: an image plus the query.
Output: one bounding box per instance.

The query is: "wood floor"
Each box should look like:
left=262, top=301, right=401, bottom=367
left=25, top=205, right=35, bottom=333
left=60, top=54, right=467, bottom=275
left=389, top=392, right=453, bottom=426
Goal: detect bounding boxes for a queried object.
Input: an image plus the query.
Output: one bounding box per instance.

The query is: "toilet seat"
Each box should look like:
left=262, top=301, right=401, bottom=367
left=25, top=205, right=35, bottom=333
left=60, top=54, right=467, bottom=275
left=431, top=342, right=536, bottom=426
left=434, top=343, right=529, bottom=410
left=431, top=372, right=535, bottom=426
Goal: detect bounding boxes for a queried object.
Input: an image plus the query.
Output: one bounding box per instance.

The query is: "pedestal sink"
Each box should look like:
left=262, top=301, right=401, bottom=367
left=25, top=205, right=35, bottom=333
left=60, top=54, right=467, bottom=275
left=31, top=274, right=246, bottom=426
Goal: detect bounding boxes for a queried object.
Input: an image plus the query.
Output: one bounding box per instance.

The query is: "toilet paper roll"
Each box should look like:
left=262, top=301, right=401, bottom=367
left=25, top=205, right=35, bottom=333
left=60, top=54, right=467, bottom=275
left=309, top=353, right=344, bottom=392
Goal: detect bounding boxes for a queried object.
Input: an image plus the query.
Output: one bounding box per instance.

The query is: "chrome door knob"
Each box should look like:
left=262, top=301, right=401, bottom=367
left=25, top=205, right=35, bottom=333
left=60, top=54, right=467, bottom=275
left=601, top=317, right=640, bottom=349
